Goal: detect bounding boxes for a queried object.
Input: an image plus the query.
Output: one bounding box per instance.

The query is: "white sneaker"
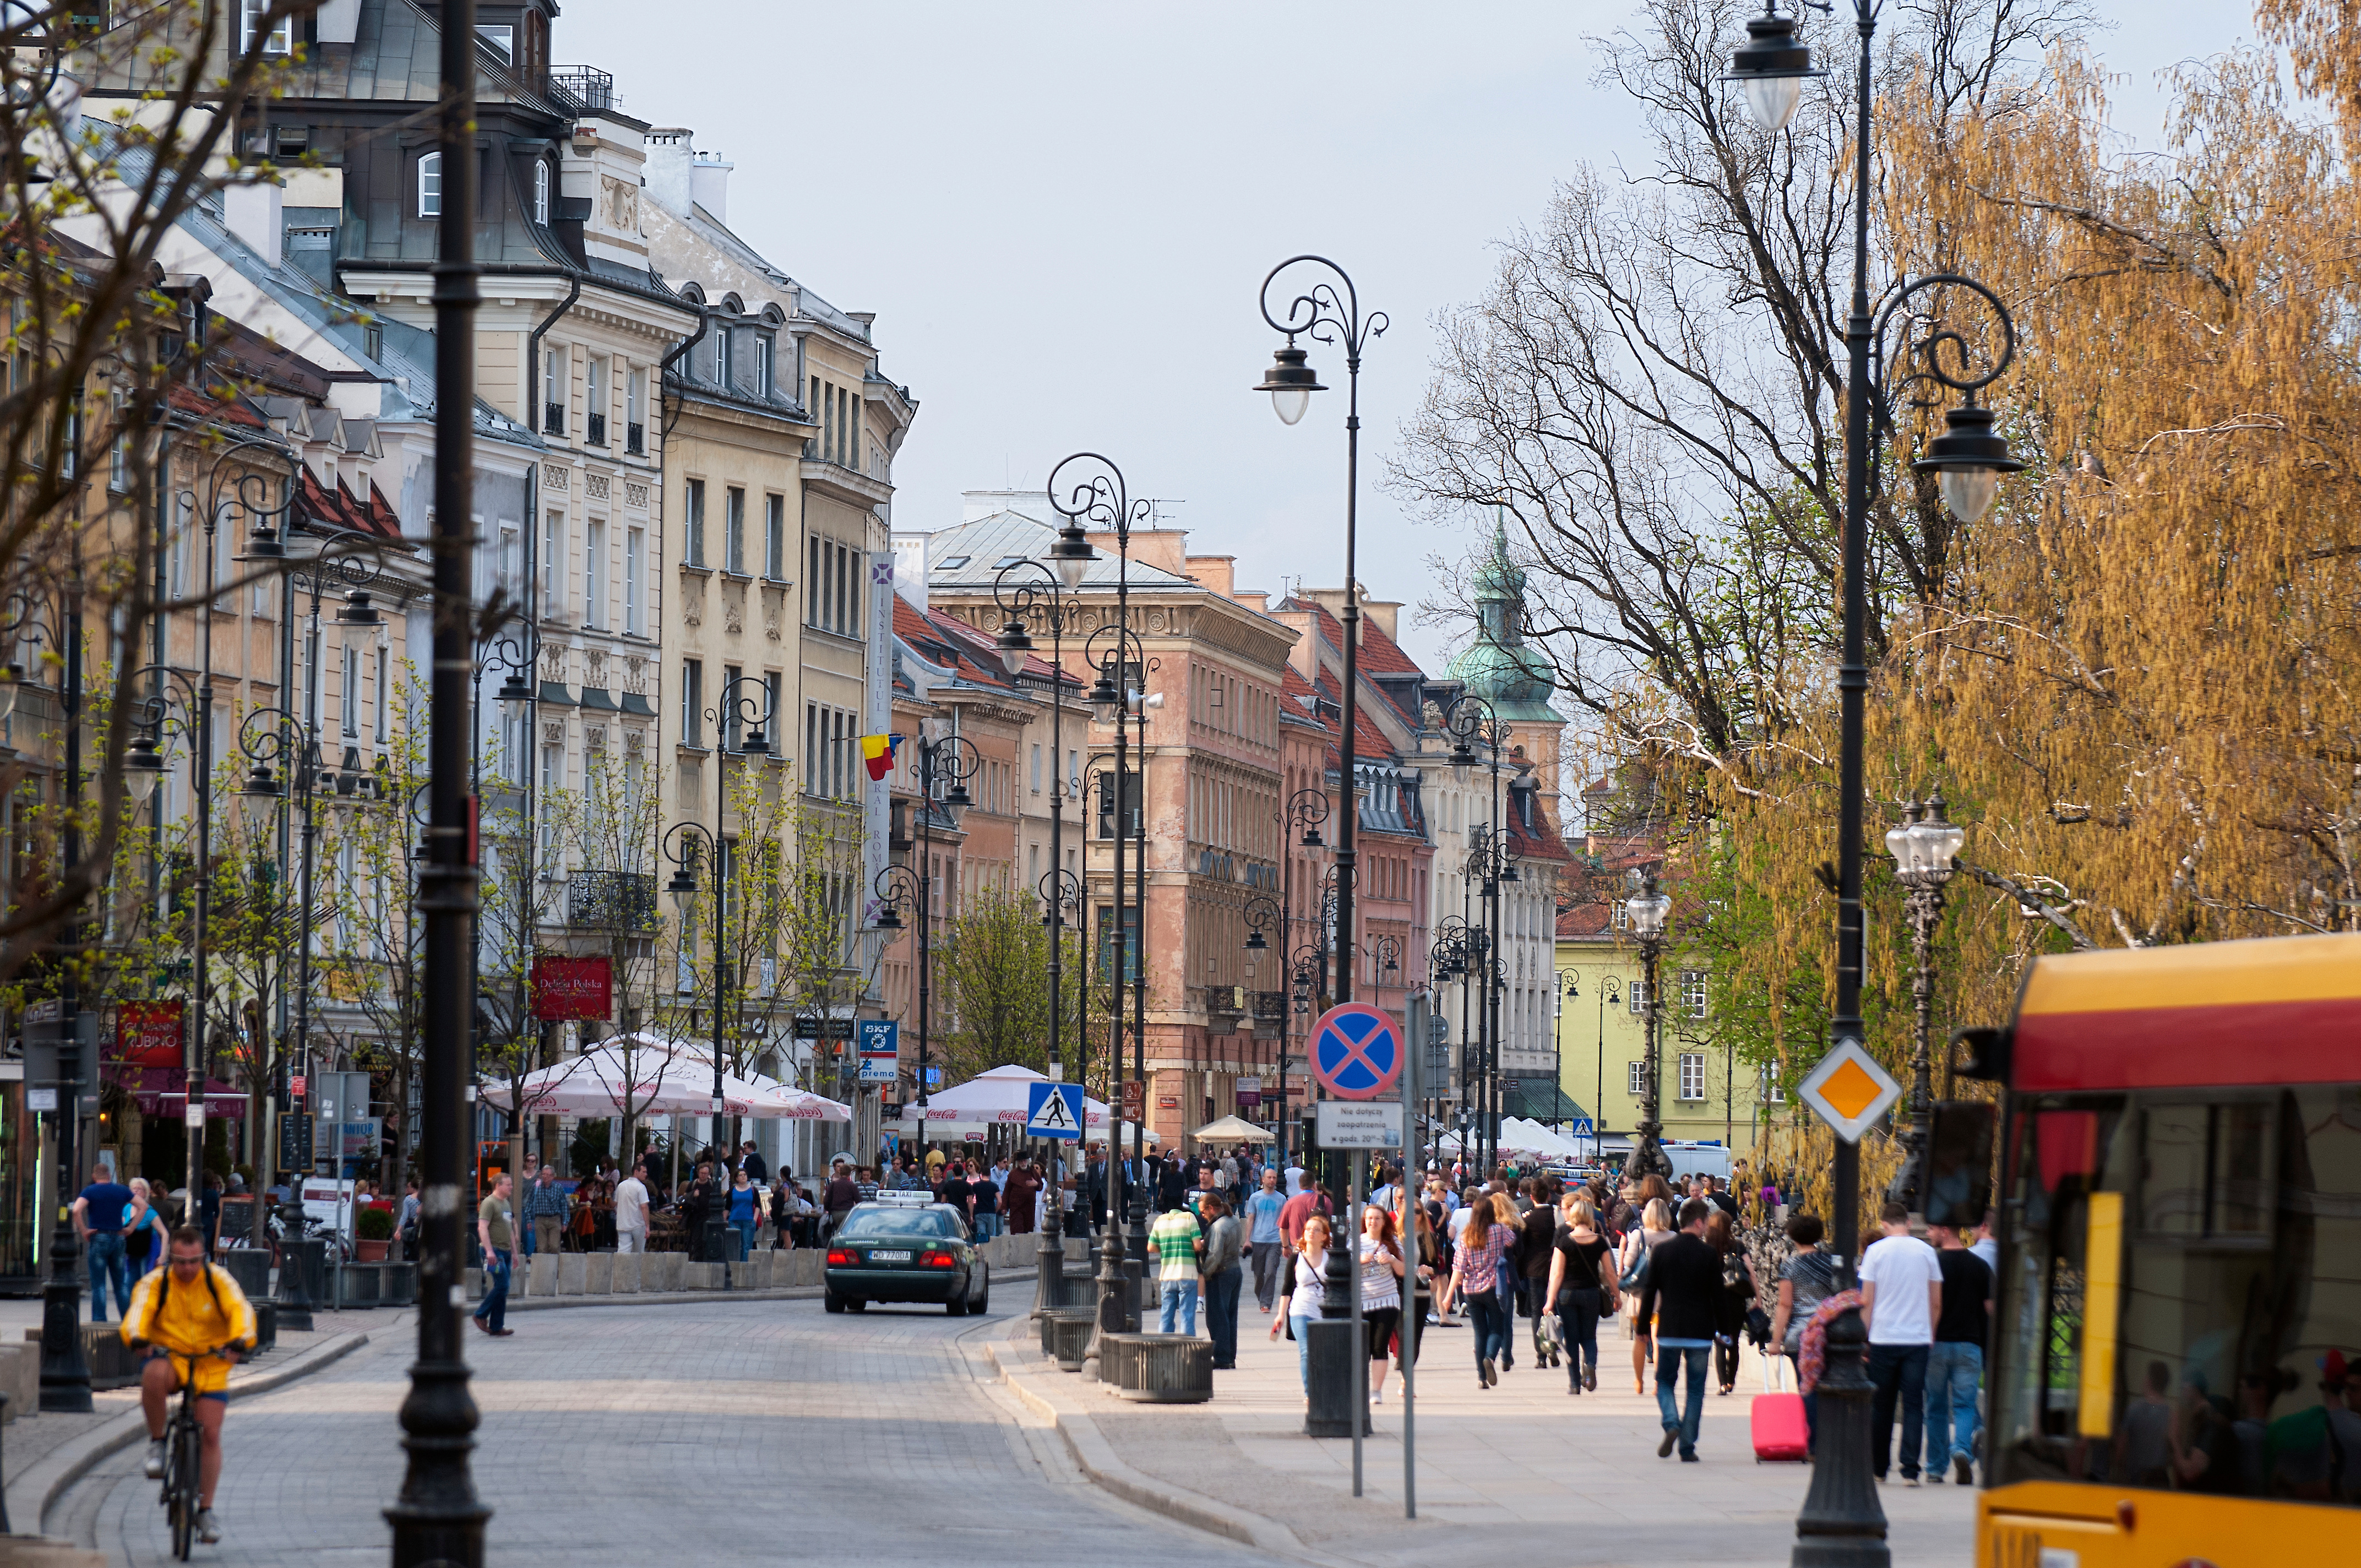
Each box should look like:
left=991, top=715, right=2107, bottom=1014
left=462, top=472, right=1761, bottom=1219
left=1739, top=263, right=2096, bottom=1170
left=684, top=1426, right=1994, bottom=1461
left=197, top=1508, right=222, bottom=1544
left=144, top=1439, right=166, bottom=1479
left=1373, top=1386, right=1385, bottom=1405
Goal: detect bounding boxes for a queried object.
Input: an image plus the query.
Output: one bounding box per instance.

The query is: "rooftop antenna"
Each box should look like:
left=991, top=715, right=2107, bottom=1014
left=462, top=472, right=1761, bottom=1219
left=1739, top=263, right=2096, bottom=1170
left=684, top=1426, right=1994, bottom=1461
left=1143, top=498, right=1187, bottom=530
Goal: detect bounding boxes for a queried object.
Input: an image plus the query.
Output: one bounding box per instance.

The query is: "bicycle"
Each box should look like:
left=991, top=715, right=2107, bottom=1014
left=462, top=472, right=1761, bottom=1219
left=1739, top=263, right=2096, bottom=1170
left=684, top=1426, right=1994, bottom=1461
left=151, top=1348, right=228, bottom=1560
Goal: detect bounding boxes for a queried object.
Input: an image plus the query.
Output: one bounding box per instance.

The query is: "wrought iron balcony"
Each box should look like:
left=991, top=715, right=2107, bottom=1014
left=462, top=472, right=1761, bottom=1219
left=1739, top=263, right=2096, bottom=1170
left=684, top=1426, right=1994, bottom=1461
left=551, top=67, right=615, bottom=113
left=586, top=412, right=606, bottom=447
left=568, top=869, right=657, bottom=929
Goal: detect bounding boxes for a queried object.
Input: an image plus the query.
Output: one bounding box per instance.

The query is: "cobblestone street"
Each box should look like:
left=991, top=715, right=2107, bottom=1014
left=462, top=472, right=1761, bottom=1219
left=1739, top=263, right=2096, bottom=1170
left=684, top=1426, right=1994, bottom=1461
left=52, top=1297, right=1285, bottom=1567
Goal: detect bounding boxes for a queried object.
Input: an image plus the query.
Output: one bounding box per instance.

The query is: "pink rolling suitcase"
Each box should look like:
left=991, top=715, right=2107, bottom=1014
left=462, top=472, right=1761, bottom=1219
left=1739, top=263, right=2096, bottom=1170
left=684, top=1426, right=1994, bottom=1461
left=1751, top=1355, right=1809, bottom=1462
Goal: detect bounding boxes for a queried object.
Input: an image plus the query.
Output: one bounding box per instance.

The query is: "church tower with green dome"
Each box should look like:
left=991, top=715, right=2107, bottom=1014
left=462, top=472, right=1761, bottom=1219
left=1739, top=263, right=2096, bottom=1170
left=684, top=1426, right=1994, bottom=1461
left=1445, top=521, right=1566, bottom=830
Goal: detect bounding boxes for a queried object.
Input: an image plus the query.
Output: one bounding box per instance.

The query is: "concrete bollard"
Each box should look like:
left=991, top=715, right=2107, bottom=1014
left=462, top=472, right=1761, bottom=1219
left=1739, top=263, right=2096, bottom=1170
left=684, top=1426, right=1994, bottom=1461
left=681, top=1261, right=722, bottom=1291
left=607, top=1253, right=640, bottom=1295
left=647, top=1253, right=683, bottom=1293
left=526, top=1253, right=559, bottom=1298
left=557, top=1253, right=588, bottom=1296
left=583, top=1252, right=613, bottom=1295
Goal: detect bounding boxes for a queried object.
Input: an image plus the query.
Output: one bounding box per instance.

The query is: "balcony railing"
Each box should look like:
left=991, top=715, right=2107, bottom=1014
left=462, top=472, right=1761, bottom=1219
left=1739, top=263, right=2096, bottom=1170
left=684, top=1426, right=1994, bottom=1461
left=551, top=66, right=615, bottom=113
left=1251, top=990, right=1287, bottom=1021
left=626, top=421, right=645, bottom=455
left=568, top=869, right=657, bottom=929
left=586, top=412, right=606, bottom=447
left=543, top=402, right=565, bottom=436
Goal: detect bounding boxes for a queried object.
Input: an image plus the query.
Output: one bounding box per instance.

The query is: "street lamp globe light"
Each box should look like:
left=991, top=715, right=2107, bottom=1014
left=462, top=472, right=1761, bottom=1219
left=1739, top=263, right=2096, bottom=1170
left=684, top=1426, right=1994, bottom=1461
left=1913, top=402, right=2026, bottom=524
left=1724, top=2, right=1821, bottom=133
left=122, top=729, right=168, bottom=808
left=1049, top=523, right=1096, bottom=592
left=496, top=668, right=533, bottom=709
left=1252, top=340, right=1325, bottom=426
left=667, top=865, right=698, bottom=925
left=0, top=662, right=22, bottom=724
left=1625, top=877, right=1672, bottom=939
left=994, top=616, right=1033, bottom=678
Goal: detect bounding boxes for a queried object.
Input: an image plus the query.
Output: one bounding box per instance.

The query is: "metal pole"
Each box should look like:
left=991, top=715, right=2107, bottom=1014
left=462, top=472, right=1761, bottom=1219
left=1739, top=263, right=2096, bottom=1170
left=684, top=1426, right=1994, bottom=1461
left=39, top=579, right=91, bottom=1414
left=711, top=734, right=733, bottom=1282
left=387, top=0, right=488, bottom=1552
left=1349, top=1146, right=1364, bottom=1496
left=188, top=511, right=219, bottom=1220
left=1400, top=993, right=1418, bottom=1518
left=1038, top=607, right=1067, bottom=1297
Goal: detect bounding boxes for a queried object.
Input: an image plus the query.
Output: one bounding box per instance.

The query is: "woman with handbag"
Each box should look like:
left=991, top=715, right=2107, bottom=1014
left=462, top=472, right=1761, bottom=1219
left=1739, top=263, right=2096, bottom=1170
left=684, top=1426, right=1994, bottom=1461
left=1546, top=1193, right=1617, bottom=1393
left=1768, top=1212, right=1840, bottom=1448
left=1270, top=1213, right=1334, bottom=1400
left=1704, top=1207, right=1756, bottom=1394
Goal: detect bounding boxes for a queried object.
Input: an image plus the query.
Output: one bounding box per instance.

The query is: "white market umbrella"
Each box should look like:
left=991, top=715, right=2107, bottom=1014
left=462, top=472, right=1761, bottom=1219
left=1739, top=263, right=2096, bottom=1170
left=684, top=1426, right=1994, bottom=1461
left=922, top=1064, right=1113, bottom=1128
left=482, top=1048, right=706, bottom=1117
left=1189, top=1115, right=1274, bottom=1144
left=744, top=1084, right=852, bottom=1122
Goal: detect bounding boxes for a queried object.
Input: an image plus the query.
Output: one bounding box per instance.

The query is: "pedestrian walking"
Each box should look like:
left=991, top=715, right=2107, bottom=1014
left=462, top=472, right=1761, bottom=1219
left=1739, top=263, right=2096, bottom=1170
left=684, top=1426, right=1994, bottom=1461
left=1704, top=1207, right=1756, bottom=1394
left=72, top=1163, right=135, bottom=1324
left=1639, top=1197, right=1721, bottom=1462
left=1449, top=1192, right=1520, bottom=1389
left=1545, top=1194, right=1617, bottom=1394
left=1359, top=1204, right=1408, bottom=1404
left=1769, top=1212, right=1840, bottom=1451
left=1516, top=1182, right=1558, bottom=1366
left=1244, top=1169, right=1287, bottom=1312
left=524, top=1165, right=568, bottom=1257
left=1199, top=1191, right=1244, bottom=1370
left=1925, top=1221, right=1993, bottom=1485
left=1860, top=1201, right=1944, bottom=1484
left=472, top=1173, right=516, bottom=1337
left=1151, top=1194, right=1204, bottom=1335
left=1270, top=1213, right=1332, bottom=1400
left=1620, top=1196, right=1676, bottom=1395
left=971, top=1161, right=1002, bottom=1241
left=727, top=1168, right=759, bottom=1260
left=614, top=1163, right=651, bottom=1254
left=125, top=1178, right=171, bottom=1283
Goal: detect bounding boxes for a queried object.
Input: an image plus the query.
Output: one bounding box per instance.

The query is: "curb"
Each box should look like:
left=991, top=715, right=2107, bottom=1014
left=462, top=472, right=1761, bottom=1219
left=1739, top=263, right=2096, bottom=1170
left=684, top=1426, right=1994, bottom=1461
left=6, top=1330, right=371, bottom=1537
left=969, top=1314, right=1313, bottom=1560
left=494, top=1286, right=824, bottom=1314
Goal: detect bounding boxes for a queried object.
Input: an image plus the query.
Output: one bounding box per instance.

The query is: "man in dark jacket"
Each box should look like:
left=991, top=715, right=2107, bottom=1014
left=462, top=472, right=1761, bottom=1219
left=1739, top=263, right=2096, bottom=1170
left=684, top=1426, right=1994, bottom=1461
left=1638, top=1197, right=1722, bottom=1461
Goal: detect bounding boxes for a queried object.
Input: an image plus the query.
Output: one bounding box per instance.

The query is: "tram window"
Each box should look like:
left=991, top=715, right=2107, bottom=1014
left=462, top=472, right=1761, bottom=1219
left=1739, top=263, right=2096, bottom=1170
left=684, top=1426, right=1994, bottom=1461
left=1993, top=1087, right=2361, bottom=1504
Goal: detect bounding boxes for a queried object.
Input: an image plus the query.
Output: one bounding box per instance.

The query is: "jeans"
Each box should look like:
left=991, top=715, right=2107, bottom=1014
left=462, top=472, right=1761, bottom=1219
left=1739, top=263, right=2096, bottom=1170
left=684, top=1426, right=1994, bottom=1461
left=1925, top=1340, right=1983, bottom=1474
left=1158, top=1279, right=1199, bottom=1335
left=731, top=1221, right=754, bottom=1261
left=1467, top=1290, right=1511, bottom=1373
left=87, top=1231, right=130, bottom=1322
left=474, top=1247, right=512, bottom=1333
left=1296, top=1318, right=1314, bottom=1392
left=1205, top=1268, right=1242, bottom=1368
left=1868, top=1341, right=1931, bottom=1479
left=975, top=1213, right=1002, bottom=1242
left=1249, top=1240, right=1284, bottom=1309
left=1655, top=1340, right=1712, bottom=1456
left=1555, top=1286, right=1603, bottom=1381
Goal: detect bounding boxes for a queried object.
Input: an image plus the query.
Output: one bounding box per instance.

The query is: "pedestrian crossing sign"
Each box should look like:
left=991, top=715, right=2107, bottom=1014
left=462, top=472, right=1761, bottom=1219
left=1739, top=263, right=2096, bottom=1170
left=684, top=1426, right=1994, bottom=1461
left=1796, top=1036, right=1901, bottom=1144
left=1026, top=1081, right=1085, bottom=1141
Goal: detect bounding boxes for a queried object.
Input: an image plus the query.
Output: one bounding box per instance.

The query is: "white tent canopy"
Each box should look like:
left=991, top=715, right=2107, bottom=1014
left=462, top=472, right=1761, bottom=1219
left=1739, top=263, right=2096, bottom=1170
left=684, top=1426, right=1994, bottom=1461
left=482, top=1043, right=850, bottom=1122
left=917, top=1065, right=1113, bottom=1128
left=1189, top=1115, right=1274, bottom=1144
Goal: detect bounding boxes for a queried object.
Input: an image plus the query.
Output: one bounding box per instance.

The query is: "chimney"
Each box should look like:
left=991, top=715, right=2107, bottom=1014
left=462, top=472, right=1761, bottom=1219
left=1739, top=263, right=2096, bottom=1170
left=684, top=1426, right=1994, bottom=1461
left=223, top=180, right=283, bottom=269
left=690, top=150, right=732, bottom=222
left=644, top=128, right=694, bottom=218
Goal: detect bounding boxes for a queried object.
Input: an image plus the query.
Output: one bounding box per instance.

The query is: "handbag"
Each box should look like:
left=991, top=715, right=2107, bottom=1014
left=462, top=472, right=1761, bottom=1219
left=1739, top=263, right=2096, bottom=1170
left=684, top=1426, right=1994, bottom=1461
left=1618, top=1237, right=1652, bottom=1293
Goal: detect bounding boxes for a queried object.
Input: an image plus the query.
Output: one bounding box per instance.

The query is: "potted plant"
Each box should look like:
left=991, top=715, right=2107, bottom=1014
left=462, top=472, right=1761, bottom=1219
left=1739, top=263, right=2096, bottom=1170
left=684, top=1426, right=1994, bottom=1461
left=355, top=1204, right=396, bottom=1262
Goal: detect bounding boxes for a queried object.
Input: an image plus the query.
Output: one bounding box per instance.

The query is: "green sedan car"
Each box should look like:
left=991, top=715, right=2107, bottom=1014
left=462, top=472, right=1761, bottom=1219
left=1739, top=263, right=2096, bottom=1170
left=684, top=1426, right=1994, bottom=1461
left=822, top=1199, right=990, bottom=1315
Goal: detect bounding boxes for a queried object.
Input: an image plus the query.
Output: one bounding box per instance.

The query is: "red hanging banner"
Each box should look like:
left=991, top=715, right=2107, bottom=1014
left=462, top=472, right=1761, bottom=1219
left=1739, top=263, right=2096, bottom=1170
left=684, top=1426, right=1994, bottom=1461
left=530, top=955, right=612, bottom=1021
left=117, top=1000, right=186, bottom=1069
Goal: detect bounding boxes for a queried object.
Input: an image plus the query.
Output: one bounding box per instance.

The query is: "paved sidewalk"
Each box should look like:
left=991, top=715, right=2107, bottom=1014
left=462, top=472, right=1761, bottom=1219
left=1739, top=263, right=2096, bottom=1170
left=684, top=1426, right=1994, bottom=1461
left=992, top=1294, right=1977, bottom=1567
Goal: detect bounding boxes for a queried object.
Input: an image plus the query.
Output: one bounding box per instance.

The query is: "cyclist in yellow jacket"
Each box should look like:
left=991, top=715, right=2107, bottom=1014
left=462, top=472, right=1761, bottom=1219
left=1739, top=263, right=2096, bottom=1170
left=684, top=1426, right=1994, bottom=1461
left=122, top=1224, right=256, bottom=1547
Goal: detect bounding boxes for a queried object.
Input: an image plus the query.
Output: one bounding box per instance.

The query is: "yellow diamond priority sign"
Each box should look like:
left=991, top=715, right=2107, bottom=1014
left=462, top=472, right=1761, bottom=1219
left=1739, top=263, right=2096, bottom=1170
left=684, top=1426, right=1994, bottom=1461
left=1797, top=1036, right=1901, bottom=1144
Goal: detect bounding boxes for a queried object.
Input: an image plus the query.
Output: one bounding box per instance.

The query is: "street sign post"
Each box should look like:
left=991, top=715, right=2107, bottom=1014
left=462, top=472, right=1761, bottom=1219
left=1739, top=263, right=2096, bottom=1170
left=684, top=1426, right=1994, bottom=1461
left=856, top=1020, right=900, bottom=1084
left=1025, top=1082, right=1085, bottom=1141
left=1309, top=1003, right=1403, bottom=1100
left=1797, top=1037, right=1902, bottom=1145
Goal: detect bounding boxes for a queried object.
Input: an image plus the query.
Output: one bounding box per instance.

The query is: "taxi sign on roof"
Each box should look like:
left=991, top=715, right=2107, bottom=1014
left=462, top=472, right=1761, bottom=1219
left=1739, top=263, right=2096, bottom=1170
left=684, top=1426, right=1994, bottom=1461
left=1797, top=1036, right=1901, bottom=1145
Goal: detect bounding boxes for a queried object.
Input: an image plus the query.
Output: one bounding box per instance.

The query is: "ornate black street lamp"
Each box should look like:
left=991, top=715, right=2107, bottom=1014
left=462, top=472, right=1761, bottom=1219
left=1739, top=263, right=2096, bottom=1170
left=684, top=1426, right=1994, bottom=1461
left=865, top=725, right=978, bottom=1166
left=661, top=672, right=777, bottom=1277
left=1884, top=794, right=1963, bottom=1211
left=1623, top=867, right=1673, bottom=1181
left=1725, top=6, right=2022, bottom=1560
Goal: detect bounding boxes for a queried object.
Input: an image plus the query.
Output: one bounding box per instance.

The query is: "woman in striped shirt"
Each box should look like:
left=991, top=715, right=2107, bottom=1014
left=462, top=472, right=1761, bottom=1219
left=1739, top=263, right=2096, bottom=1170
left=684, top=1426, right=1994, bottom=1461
left=1450, top=1197, right=1520, bottom=1389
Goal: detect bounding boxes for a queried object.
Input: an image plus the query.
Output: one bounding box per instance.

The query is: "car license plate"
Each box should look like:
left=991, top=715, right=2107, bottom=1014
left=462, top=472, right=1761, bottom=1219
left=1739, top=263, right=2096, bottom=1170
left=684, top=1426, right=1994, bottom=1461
left=868, top=1249, right=911, bottom=1262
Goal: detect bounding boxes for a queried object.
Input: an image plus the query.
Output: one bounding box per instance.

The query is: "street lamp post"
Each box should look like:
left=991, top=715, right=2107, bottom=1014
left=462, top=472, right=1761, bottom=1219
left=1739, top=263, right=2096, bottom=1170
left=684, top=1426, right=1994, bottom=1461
left=1554, top=970, right=1579, bottom=1137
left=1240, top=892, right=1282, bottom=1146
left=1724, top=6, right=2023, bottom=1560
left=664, top=674, right=778, bottom=1280
left=1884, top=794, right=1963, bottom=1212
left=1254, top=258, right=1386, bottom=1346
left=1595, top=973, right=1620, bottom=1166
left=995, top=551, right=1089, bottom=1294
left=389, top=0, right=489, bottom=1552
left=1624, top=868, right=1672, bottom=1182
left=867, top=726, right=978, bottom=1162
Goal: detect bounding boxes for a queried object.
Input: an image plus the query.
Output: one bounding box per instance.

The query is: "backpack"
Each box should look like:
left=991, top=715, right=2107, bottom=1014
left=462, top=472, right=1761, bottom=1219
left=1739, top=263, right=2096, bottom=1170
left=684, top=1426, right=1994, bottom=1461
left=1721, top=1248, right=1748, bottom=1294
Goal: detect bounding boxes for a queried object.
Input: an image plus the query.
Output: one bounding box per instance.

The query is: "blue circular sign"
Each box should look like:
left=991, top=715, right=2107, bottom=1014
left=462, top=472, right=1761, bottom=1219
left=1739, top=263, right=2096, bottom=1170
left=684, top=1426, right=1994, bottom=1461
left=1310, top=1003, right=1403, bottom=1101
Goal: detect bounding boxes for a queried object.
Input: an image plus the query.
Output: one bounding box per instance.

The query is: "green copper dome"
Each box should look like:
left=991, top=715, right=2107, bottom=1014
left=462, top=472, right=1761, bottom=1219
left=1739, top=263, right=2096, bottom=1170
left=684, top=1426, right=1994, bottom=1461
left=1448, top=520, right=1558, bottom=721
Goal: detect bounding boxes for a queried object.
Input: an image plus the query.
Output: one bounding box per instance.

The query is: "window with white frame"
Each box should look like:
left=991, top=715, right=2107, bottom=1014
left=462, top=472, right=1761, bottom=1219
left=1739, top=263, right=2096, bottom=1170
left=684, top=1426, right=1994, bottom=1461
left=1762, top=1067, right=1787, bottom=1103
left=1628, top=977, right=1650, bottom=1014
left=242, top=2, right=292, bottom=55
left=725, top=487, right=745, bottom=574
left=1611, top=902, right=1629, bottom=931
left=764, top=494, right=785, bottom=580
left=1680, top=968, right=1708, bottom=1019
left=755, top=335, right=772, bottom=398
left=374, top=647, right=389, bottom=744
left=341, top=646, right=360, bottom=737
left=542, top=511, right=563, bottom=615
left=532, top=159, right=550, bottom=225
left=1679, top=1053, right=1706, bottom=1101
left=584, top=519, right=606, bottom=629
left=417, top=153, right=441, bottom=217
left=1626, top=1060, right=1645, bottom=1096
left=542, top=346, right=565, bottom=434
left=684, top=479, right=705, bottom=566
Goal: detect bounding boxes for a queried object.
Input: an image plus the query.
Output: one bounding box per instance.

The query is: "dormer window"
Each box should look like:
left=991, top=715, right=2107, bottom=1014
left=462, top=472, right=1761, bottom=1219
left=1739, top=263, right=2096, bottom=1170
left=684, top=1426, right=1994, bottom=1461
left=417, top=152, right=442, bottom=217
left=475, top=24, right=515, bottom=64
left=714, top=328, right=732, bottom=388
left=241, top=1, right=292, bottom=54
left=754, top=336, right=772, bottom=398
left=533, top=159, right=550, bottom=225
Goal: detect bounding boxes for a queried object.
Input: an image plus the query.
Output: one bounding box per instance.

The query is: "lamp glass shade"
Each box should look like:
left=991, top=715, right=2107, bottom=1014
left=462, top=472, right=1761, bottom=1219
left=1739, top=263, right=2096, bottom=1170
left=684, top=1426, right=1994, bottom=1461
left=126, top=764, right=163, bottom=808
left=497, top=675, right=532, bottom=710
left=1626, top=890, right=1672, bottom=938
left=0, top=665, right=21, bottom=723
left=995, top=619, right=1031, bottom=677
left=668, top=875, right=697, bottom=923
left=1925, top=818, right=1966, bottom=868
left=1271, top=386, right=1312, bottom=426
left=1938, top=466, right=2000, bottom=525
left=1049, top=526, right=1096, bottom=591
left=1884, top=821, right=1915, bottom=872
left=241, top=763, right=280, bottom=799
left=1743, top=73, right=1806, bottom=131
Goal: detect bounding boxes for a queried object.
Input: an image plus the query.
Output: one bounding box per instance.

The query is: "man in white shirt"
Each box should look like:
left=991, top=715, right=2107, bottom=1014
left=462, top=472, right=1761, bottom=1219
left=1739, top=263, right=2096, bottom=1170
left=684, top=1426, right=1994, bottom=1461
left=1860, top=1200, right=1944, bottom=1485
left=1282, top=1162, right=1306, bottom=1198
left=613, top=1162, right=651, bottom=1254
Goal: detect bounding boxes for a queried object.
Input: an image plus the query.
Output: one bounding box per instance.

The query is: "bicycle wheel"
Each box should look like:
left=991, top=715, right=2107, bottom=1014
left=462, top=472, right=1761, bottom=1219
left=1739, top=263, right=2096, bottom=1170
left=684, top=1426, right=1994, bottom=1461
left=167, top=1409, right=198, bottom=1560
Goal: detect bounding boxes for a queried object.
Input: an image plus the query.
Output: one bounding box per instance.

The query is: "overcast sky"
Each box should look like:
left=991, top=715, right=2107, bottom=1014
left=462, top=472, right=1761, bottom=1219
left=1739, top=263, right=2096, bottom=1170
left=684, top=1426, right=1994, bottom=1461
left=563, top=1, right=2260, bottom=673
